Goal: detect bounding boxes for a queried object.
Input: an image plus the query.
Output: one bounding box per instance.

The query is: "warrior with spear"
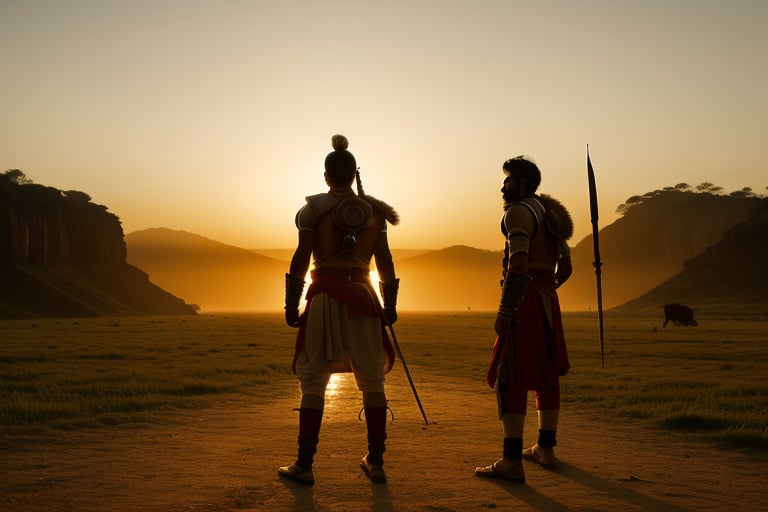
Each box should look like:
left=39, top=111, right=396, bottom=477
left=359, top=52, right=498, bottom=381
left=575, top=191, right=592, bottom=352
left=475, top=156, right=574, bottom=483
left=280, top=134, right=401, bottom=485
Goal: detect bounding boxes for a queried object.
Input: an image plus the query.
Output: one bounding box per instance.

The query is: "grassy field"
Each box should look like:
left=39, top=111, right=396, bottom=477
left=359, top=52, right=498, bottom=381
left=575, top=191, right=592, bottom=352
left=1, top=311, right=766, bottom=450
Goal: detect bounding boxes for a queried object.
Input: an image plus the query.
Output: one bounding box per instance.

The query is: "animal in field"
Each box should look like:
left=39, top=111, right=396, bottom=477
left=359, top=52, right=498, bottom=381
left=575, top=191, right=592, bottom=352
left=663, top=303, right=698, bottom=327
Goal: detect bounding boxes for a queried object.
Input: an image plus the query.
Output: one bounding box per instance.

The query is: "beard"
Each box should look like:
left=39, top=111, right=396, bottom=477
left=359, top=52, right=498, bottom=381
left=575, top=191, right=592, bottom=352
left=502, top=187, right=522, bottom=206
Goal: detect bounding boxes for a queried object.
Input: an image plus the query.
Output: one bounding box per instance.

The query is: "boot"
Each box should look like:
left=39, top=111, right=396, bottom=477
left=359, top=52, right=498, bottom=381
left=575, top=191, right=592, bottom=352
left=278, top=407, right=322, bottom=485
left=361, top=407, right=387, bottom=483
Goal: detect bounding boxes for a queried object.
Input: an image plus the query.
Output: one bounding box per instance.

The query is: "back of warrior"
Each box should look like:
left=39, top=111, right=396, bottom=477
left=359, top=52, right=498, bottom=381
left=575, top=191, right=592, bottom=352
left=298, top=192, right=389, bottom=272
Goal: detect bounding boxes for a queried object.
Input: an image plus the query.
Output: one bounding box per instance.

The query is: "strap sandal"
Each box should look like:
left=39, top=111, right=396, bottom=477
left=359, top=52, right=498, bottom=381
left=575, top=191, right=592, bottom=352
left=278, top=462, right=315, bottom=485
left=474, top=459, right=525, bottom=483
left=360, top=454, right=387, bottom=484
left=522, top=444, right=557, bottom=467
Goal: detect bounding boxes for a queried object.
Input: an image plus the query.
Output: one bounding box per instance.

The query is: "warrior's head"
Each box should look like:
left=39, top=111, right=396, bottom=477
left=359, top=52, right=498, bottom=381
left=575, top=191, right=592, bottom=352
left=501, top=155, right=541, bottom=205
left=324, top=134, right=357, bottom=188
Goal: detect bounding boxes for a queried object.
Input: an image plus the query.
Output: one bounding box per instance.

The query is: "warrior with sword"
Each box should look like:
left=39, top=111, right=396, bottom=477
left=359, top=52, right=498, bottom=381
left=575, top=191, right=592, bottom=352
left=279, top=134, right=400, bottom=485
left=475, top=156, right=573, bottom=483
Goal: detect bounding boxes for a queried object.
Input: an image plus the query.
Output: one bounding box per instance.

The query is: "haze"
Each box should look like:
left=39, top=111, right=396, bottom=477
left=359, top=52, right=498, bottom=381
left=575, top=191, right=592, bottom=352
left=2, top=1, right=766, bottom=250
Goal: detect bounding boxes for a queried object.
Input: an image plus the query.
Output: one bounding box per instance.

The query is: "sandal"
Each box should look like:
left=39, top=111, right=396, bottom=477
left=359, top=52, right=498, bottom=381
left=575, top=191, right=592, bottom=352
left=474, top=459, right=525, bottom=483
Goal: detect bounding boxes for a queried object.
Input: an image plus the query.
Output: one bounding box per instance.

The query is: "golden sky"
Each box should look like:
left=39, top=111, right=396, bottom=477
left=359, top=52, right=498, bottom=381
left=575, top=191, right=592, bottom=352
left=2, top=1, right=766, bottom=250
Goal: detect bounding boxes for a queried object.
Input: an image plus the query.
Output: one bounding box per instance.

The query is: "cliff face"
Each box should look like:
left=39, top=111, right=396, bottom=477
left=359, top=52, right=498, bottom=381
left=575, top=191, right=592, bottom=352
left=0, top=172, right=197, bottom=318
left=558, top=190, right=764, bottom=311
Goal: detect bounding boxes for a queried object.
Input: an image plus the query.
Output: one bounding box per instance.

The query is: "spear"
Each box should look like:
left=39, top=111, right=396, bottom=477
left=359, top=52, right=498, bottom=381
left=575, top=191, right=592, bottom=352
left=587, top=145, right=605, bottom=368
left=387, top=323, right=429, bottom=426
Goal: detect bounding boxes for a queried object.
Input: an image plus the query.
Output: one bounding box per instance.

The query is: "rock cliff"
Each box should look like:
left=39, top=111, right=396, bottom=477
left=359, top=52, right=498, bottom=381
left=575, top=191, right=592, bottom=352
left=0, top=170, right=197, bottom=318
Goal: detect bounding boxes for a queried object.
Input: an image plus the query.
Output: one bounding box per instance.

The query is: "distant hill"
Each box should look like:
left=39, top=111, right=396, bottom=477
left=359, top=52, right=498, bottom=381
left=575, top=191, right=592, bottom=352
left=126, top=228, right=286, bottom=312
left=558, top=189, right=763, bottom=311
left=0, top=171, right=197, bottom=318
left=395, top=245, right=503, bottom=311
left=122, top=189, right=765, bottom=314
left=615, top=199, right=768, bottom=316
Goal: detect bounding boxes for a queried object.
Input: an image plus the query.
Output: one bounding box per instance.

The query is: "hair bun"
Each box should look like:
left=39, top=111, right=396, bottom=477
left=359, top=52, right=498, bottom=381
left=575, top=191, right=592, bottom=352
left=331, top=134, right=349, bottom=151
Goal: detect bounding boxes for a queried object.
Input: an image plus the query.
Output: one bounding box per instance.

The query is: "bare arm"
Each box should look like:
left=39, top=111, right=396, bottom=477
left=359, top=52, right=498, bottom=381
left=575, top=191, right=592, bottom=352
left=289, top=230, right=314, bottom=279
left=373, top=231, right=396, bottom=283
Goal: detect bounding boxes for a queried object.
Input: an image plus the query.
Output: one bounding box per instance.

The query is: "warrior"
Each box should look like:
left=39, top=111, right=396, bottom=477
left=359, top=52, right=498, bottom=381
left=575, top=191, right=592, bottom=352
left=475, top=155, right=573, bottom=483
left=279, top=134, right=400, bottom=485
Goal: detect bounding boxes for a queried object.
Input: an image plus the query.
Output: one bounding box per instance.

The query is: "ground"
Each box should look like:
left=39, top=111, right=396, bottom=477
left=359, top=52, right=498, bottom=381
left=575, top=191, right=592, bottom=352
left=1, top=369, right=766, bottom=511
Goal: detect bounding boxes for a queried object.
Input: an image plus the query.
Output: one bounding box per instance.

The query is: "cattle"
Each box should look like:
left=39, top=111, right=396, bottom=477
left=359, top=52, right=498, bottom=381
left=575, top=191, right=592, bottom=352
left=663, top=303, right=698, bottom=327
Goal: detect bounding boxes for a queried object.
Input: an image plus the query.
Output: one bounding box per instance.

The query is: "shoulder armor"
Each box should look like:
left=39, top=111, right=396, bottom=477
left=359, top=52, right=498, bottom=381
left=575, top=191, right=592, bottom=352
left=538, top=194, right=574, bottom=240
left=519, top=197, right=545, bottom=232
left=504, top=197, right=544, bottom=238
left=305, top=193, right=338, bottom=217
left=295, top=204, right=317, bottom=231
left=363, top=195, right=400, bottom=225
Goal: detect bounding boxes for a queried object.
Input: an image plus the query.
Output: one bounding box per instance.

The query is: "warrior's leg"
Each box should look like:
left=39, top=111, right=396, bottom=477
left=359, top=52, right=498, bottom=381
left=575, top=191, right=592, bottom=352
left=522, top=385, right=560, bottom=466
left=475, top=387, right=527, bottom=482
left=360, top=391, right=388, bottom=483
left=278, top=371, right=329, bottom=485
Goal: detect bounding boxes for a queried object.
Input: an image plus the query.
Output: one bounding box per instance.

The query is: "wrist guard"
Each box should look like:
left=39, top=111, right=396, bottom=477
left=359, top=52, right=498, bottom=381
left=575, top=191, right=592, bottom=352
left=379, top=278, right=399, bottom=324
left=284, top=273, right=305, bottom=311
left=379, top=278, right=400, bottom=308
left=498, top=272, right=531, bottom=317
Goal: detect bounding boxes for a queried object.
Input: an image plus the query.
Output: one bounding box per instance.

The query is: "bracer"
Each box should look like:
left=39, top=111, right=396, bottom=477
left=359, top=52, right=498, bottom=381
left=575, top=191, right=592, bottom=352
left=284, top=273, right=305, bottom=311
left=498, top=272, right=532, bottom=317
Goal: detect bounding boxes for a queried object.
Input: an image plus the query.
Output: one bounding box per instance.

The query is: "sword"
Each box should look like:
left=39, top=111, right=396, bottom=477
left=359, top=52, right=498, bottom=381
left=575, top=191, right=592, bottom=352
left=587, top=145, right=606, bottom=368
left=386, top=323, right=429, bottom=426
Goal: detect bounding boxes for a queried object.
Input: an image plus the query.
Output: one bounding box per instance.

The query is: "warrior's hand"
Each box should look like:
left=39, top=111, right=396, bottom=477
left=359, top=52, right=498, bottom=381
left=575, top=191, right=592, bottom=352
left=379, top=278, right=400, bottom=325
left=383, top=305, right=398, bottom=325
left=285, top=309, right=300, bottom=328
left=494, top=313, right=514, bottom=336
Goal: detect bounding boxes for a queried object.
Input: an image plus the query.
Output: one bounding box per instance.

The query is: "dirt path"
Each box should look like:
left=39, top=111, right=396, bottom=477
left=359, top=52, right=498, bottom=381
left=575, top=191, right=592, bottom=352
left=2, top=368, right=767, bottom=511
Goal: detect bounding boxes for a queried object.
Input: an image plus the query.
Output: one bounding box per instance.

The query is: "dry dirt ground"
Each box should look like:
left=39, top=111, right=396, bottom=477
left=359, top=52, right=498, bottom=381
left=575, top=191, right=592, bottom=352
left=2, top=368, right=767, bottom=512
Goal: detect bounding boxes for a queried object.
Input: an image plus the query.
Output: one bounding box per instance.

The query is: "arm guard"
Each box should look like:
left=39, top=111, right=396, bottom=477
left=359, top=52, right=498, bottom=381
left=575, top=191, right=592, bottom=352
left=284, top=273, right=305, bottom=327
left=379, top=278, right=400, bottom=324
left=498, top=272, right=532, bottom=318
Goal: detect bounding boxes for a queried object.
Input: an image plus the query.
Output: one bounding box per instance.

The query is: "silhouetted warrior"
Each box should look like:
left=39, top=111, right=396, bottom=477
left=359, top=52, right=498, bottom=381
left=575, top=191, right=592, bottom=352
left=476, top=156, right=573, bottom=483
left=280, top=135, right=400, bottom=485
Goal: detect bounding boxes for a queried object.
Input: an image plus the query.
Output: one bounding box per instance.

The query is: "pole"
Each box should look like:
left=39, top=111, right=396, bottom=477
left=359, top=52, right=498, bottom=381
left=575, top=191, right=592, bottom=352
left=386, top=324, right=429, bottom=426
left=587, top=145, right=606, bottom=368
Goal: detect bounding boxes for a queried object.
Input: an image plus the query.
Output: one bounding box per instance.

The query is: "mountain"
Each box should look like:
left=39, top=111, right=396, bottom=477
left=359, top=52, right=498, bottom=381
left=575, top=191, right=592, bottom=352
left=615, top=199, right=768, bottom=316
left=395, top=245, right=503, bottom=311
left=0, top=171, right=197, bottom=318
left=125, top=228, right=286, bottom=312
left=558, top=190, right=763, bottom=311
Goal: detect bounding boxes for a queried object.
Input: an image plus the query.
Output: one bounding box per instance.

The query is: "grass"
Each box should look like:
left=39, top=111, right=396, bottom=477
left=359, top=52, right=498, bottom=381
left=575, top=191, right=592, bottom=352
left=0, top=314, right=292, bottom=438
left=1, top=310, right=766, bottom=450
left=392, top=311, right=768, bottom=450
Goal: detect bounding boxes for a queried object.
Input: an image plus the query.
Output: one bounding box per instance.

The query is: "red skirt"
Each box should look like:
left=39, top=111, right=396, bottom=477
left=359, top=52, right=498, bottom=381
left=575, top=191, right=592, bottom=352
left=486, top=280, right=570, bottom=391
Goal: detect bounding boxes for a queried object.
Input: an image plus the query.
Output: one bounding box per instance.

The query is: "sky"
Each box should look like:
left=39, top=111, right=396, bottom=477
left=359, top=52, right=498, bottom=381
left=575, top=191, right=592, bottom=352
left=2, top=0, right=766, bottom=251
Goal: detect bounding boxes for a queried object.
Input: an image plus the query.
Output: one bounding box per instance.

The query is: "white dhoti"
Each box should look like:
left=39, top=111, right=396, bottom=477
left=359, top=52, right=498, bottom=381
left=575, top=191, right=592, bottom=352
left=295, top=293, right=387, bottom=397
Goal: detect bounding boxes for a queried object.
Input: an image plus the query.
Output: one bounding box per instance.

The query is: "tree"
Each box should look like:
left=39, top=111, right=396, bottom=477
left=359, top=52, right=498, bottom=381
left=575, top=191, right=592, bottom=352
left=729, top=187, right=755, bottom=198
left=64, top=190, right=92, bottom=203
left=2, top=169, right=32, bottom=185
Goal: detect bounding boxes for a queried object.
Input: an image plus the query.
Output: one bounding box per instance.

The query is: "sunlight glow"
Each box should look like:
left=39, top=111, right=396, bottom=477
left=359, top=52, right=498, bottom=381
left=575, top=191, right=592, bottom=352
left=325, top=373, right=343, bottom=398
left=369, top=269, right=382, bottom=302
